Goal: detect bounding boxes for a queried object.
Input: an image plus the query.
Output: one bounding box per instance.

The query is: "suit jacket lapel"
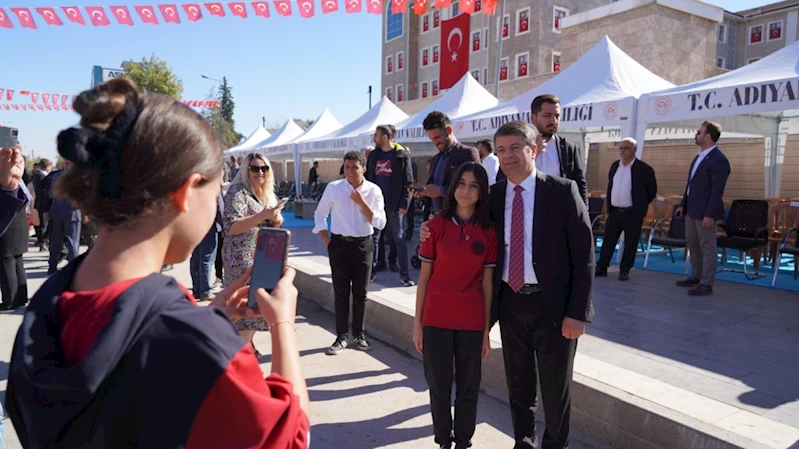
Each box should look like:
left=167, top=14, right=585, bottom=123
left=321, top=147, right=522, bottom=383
left=533, top=171, right=550, bottom=260
left=493, top=180, right=508, bottom=273
left=557, top=136, right=567, bottom=177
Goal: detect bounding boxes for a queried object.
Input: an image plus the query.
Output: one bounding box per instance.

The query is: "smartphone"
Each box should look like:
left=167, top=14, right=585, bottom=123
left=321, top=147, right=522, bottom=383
left=248, top=228, right=291, bottom=310
left=279, top=197, right=290, bottom=206
left=0, top=127, right=19, bottom=149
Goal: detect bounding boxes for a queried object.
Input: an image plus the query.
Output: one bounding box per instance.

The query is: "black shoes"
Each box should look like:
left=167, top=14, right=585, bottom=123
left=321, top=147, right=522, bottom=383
left=595, top=267, right=608, bottom=277
left=688, top=284, right=713, bottom=296
left=353, top=333, right=371, bottom=351
left=389, top=260, right=399, bottom=272
left=400, top=271, right=415, bottom=287
left=676, top=277, right=700, bottom=287
left=619, top=272, right=630, bottom=281
left=328, top=335, right=348, bottom=355
left=328, top=333, right=371, bottom=354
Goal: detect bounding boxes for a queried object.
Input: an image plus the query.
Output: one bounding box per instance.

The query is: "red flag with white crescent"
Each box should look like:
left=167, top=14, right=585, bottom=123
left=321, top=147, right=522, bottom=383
left=61, top=7, right=86, bottom=24
left=37, top=104, right=44, bottom=111
left=43, top=93, right=50, bottom=104
left=85, top=6, right=111, bottom=26
left=482, top=0, right=496, bottom=14
left=297, top=0, right=315, bottom=18
left=0, top=8, right=14, bottom=28
left=274, top=0, right=292, bottom=16
left=321, top=0, right=338, bottom=14
left=20, top=90, right=30, bottom=96
left=32, top=92, right=39, bottom=103
left=10, top=8, right=38, bottom=29
left=159, top=5, right=181, bottom=23
left=0, top=89, right=4, bottom=100
left=461, top=0, right=474, bottom=14
left=390, top=0, right=405, bottom=14
left=54, top=105, right=61, bottom=111
left=251, top=2, right=270, bottom=17
left=229, top=2, right=248, bottom=18
left=6, top=90, right=13, bottom=101
left=366, top=0, right=382, bottom=15
left=344, top=0, right=362, bottom=13
left=439, top=13, right=469, bottom=89
left=183, top=4, right=203, bottom=21
left=44, top=104, right=51, bottom=111
left=135, top=5, right=159, bottom=24
left=109, top=6, right=134, bottom=25
left=1, top=105, right=9, bottom=111
left=12, top=104, right=19, bottom=110
left=62, top=95, right=69, bottom=106
left=412, top=0, right=428, bottom=15
left=52, top=94, right=59, bottom=105
left=204, top=2, right=225, bottom=16
left=434, top=0, right=450, bottom=8
left=35, top=7, right=64, bottom=26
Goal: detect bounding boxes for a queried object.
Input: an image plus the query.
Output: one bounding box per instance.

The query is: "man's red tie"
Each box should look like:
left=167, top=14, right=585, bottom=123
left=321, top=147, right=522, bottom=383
left=508, top=185, right=525, bottom=292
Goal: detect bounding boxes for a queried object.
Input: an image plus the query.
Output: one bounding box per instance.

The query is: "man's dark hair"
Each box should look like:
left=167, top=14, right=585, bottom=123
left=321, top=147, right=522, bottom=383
left=376, top=125, right=393, bottom=138
left=440, top=162, right=492, bottom=228
left=343, top=150, right=366, bottom=166
left=39, top=158, right=53, bottom=169
left=494, top=121, right=536, bottom=148
left=422, top=111, right=451, bottom=131
left=702, top=120, right=722, bottom=142
left=387, top=124, right=397, bottom=139
left=313, top=161, right=319, bottom=166
left=530, top=94, right=560, bottom=115
left=476, top=139, right=494, bottom=155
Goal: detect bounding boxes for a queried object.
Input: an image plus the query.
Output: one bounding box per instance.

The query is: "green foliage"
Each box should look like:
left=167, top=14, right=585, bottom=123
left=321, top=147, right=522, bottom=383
left=122, top=54, right=184, bottom=100
left=202, top=77, right=243, bottom=149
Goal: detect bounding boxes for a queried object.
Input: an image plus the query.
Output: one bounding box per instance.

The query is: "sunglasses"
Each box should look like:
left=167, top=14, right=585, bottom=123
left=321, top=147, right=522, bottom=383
left=249, top=165, right=270, bottom=174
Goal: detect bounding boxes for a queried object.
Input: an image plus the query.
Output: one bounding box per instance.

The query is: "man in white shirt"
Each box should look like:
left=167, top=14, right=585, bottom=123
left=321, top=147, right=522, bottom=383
left=595, top=138, right=657, bottom=281
left=314, top=151, right=387, bottom=355
left=477, top=139, right=500, bottom=185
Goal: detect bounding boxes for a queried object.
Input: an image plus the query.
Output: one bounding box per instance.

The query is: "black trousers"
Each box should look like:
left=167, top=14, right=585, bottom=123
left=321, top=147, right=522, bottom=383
left=328, top=235, right=374, bottom=336
left=0, top=255, right=28, bottom=309
left=499, top=286, right=577, bottom=449
left=423, top=326, right=483, bottom=448
left=34, top=210, right=48, bottom=244
left=215, top=231, right=224, bottom=281
left=597, top=209, right=644, bottom=273
left=49, top=218, right=81, bottom=271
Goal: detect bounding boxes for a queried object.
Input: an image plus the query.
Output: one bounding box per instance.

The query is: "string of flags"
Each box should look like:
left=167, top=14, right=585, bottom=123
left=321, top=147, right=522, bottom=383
left=0, top=89, right=219, bottom=112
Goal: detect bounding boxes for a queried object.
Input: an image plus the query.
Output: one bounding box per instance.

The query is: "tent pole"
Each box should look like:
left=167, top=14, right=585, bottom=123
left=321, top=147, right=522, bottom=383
left=492, top=0, right=506, bottom=98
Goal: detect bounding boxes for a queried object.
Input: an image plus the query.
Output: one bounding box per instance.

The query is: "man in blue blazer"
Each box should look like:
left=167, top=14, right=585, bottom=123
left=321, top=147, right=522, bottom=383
left=42, top=161, right=82, bottom=275
left=674, top=121, right=731, bottom=296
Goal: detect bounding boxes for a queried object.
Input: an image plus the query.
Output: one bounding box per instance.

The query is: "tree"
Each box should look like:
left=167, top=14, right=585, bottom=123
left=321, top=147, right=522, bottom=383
left=218, top=77, right=235, bottom=124
left=122, top=54, right=184, bottom=100
left=293, top=118, right=315, bottom=129
left=200, top=87, right=242, bottom=149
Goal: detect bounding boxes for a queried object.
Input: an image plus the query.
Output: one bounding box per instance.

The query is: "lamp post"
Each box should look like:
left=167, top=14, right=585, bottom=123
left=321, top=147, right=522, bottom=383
left=201, top=74, right=224, bottom=143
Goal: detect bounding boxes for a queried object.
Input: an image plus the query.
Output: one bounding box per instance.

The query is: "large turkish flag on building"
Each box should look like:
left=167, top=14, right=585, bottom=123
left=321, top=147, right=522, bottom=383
left=439, top=13, right=470, bottom=90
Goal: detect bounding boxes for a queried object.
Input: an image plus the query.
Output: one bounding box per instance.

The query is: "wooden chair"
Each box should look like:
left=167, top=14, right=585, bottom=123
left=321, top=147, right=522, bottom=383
left=767, top=201, right=799, bottom=267
left=771, top=201, right=799, bottom=287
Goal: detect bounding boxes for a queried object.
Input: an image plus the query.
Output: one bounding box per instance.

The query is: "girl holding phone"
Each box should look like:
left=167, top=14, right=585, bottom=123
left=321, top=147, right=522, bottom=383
left=413, top=162, right=496, bottom=449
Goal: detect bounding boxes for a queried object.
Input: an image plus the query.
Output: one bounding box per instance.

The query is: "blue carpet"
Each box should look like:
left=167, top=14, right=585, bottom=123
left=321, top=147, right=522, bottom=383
left=282, top=206, right=315, bottom=228
left=597, top=238, right=799, bottom=293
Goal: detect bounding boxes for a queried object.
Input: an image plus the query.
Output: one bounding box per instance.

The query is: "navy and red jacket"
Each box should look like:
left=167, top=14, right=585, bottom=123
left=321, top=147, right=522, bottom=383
left=5, top=255, right=309, bottom=449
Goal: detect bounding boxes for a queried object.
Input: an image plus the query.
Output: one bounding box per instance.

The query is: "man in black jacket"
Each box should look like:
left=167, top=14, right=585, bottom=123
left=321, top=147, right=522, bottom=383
left=32, top=158, right=53, bottom=250
left=530, top=94, right=588, bottom=205
left=595, top=138, right=657, bottom=281
left=366, top=125, right=415, bottom=287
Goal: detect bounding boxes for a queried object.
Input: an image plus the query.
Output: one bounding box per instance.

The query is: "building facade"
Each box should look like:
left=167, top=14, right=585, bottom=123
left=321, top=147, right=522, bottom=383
left=719, top=0, right=799, bottom=70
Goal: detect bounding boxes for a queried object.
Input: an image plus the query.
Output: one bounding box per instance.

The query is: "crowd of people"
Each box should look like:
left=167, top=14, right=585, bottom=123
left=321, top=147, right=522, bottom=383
left=0, top=77, right=732, bottom=449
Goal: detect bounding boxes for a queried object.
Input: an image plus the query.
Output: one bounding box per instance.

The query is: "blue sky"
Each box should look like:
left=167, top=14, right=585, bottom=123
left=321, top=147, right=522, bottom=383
left=0, top=0, right=775, bottom=159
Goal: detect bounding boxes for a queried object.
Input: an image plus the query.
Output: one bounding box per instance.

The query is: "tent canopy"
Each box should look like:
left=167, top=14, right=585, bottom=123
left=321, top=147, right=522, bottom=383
left=263, top=109, right=343, bottom=160
left=455, top=36, right=675, bottom=139
left=248, top=120, right=305, bottom=153
left=225, top=125, right=271, bottom=154
left=392, top=73, right=498, bottom=143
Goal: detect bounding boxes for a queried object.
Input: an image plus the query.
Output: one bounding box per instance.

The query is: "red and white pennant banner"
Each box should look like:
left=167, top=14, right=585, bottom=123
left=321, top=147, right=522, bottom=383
left=0, top=88, right=218, bottom=109
left=0, top=103, right=74, bottom=111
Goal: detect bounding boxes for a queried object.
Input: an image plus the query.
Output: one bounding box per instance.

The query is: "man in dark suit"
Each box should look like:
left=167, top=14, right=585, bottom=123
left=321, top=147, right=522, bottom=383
left=530, top=94, right=588, bottom=205
left=675, top=121, right=730, bottom=296
left=491, top=121, right=594, bottom=449
left=414, top=111, right=480, bottom=214
left=595, top=138, right=657, bottom=281
left=31, top=158, right=53, bottom=250
left=43, top=161, right=82, bottom=275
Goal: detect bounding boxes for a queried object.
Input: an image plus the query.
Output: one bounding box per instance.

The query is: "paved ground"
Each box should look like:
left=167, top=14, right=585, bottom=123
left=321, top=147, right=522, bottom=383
left=1, top=246, right=603, bottom=449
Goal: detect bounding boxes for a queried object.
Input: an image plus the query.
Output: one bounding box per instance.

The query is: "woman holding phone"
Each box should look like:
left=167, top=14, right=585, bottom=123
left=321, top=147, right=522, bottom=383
left=223, top=152, right=285, bottom=357
left=413, top=162, right=496, bottom=449
left=5, top=78, right=309, bottom=448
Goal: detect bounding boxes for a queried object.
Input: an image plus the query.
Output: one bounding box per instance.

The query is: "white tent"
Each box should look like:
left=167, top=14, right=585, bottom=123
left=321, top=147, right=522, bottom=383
left=247, top=119, right=305, bottom=155
left=455, top=36, right=675, bottom=141
left=225, top=125, right=271, bottom=154
left=635, top=40, right=799, bottom=196
left=299, top=96, right=409, bottom=159
left=391, top=73, right=498, bottom=143
left=263, top=109, right=344, bottom=161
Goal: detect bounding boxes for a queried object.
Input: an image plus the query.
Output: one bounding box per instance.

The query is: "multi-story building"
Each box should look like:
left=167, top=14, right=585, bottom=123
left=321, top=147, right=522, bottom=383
left=718, top=0, right=799, bottom=70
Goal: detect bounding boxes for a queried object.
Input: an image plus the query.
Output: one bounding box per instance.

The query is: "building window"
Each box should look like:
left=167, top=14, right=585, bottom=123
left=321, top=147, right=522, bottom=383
left=475, top=0, right=482, bottom=13
left=484, top=27, right=489, bottom=51
left=433, top=45, right=439, bottom=63
left=749, top=25, right=763, bottom=44
left=517, top=53, right=529, bottom=77
left=422, top=14, right=429, bottom=33
left=718, top=24, right=726, bottom=43
left=386, top=87, right=393, bottom=101
left=747, top=58, right=761, bottom=64
left=433, top=10, right=440, bottom=28
left=502, top=14, right=510, bottom=39
left=421, top=48, right=429, bottom=67
left=769, top=21, right=783, bottom=40
left=552, top=51, right=561, bottom=72
left=472, top=31, right=481, bottom=52
left=386, top=8, right=403, bottom=42
left=397, top=52, right=404, bottom=71
left=516, top=8, right=530, bottom=35
left=483, top=67, right=488, bottom=85
left=397, top=84, right=404, bottom=102
left=716, top=57, right=725, bottom=69
left=553, top=6, right=568, bottom=33
left=499, top=57, right=509, bottom=81
left=386, top=56, right=393, bottom=74
left=432, top=80, right=439, bottom=96
left=421, top=81, right=428, bottom=99
left=471, top=69, right=480, bottom=82
left=452, top=0, right=459, bottom=17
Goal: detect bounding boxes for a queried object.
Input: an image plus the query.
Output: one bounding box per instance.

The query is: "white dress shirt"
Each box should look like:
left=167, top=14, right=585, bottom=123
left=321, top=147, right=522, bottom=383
left=482, top=153, right=500, bottom=185
left=313, top=178, right=387, bottom=237
left=688, top=145, right=716, bottom=196
left=502, top=170, right=539, bottom=284
left=536, top=135, right=561, bottom=177
left=610, top=159, right=635, bottom=208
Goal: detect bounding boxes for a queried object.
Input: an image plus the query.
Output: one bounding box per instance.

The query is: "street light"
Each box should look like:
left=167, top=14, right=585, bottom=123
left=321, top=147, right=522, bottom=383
left=201, top=74, right=222, bottom=83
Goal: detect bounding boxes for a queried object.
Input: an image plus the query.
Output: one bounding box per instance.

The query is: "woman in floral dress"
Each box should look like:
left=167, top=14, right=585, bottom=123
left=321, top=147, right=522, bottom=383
left=222, top=153, right=284, bottom=357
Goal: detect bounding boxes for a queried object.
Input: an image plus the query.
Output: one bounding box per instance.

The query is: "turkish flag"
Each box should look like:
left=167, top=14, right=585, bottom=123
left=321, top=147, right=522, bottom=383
left=297, top=0, right=315, bottom=18
left=6, top=90, right=13, bottom=101
left=54, top=105, right=61, bottom=111
left=61, top=7, right=86, bottom=25
left=432, top=83, right=438, bottom=96
left=44, top=104, right=51, bottom=111
left=413, top=0, right=428, bottom=15
left=183, top=4, right=204, bottom=21
left=366, top=0, right=382, bottom=15
left=461, top=0, right=475, bottom=14
left=499, top=65, right=507, bottom=80
left=36, top=7, right=63, bottom=26
left=62, top=95, right=69, bottom=106
left=422, top=84, right=428, bottom=98
left=322, top=0, right=339, bottom=14
left=518, top=62, right=527, bottom=77
left=135, top=6, right=159, bottom=24
left=274, top=0, right=292, bottom=16
left=12, top=104, right=19, bottom=110
left=0, top=88, right=4, bottom=99
left=85, top=7, right=111, bottom=26
left=0, top=9, right=13, bottom=28
left=43, top=93, right=50, bottom=104
left=398, top=54, right=403, bottom=69
left=434, top=0, right=451, bottom=8
left=433, top=47, right=438, bottom=63
left=771, top=27, right=780, bottom=39
left=52, top=93, right=59, bottom=105
left=1, top=105, right=9, bottom=111
left=345, top=0, right=362, bottom=13
left=37, top=104, right=44, bottom=110
left=110, top=6, right=134, bottom=25
left=252, top=2, right=270, bottom=17
left=519, top=15, right=529, bottom=32
left=440, top=15, right=468, bottom=88
left=553, top=62, right=560, bottom=72
left=159, top=5, right=181, bottom=23
left=20, top=90, right=30, bottom=96
left=11, top=8, right=38, bottom=29
left=32, top=93, right=39, bottom=103
left=475, top=0, right=481, bottom=11
left=391, top=0, right=406, bottom=14
left=204, top=3, right=225, bottom=16
left=229, top=2, right=248, bottom=18
left=482, top=0, right=496, bottom=15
